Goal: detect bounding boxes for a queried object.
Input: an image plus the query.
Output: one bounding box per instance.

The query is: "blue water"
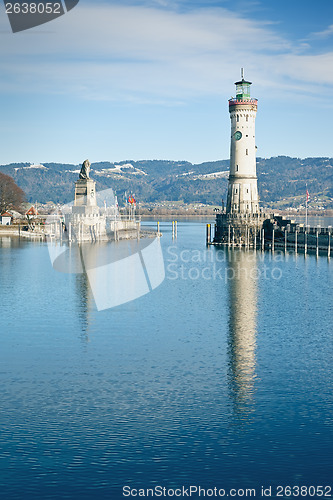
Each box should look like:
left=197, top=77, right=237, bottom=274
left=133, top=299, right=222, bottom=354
left=0, top=222, right=332, bottom=500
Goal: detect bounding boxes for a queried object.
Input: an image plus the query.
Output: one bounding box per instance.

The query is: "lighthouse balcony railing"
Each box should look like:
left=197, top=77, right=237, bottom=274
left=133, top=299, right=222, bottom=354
left=228, top=98, right=258, bottom=106
left=222, top=212, right=266, bottom=223
left=227, top=212, right=262, bottom=219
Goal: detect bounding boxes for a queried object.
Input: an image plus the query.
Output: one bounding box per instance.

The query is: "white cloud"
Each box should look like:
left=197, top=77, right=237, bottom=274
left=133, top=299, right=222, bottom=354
left=0, top=3, right=332, bottom=104
left=308, top=24, right=333, bottom=39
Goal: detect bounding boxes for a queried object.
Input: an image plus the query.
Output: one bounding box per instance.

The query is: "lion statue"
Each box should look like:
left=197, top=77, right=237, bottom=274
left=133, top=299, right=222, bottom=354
left=79, top=159, right=91, bottom=180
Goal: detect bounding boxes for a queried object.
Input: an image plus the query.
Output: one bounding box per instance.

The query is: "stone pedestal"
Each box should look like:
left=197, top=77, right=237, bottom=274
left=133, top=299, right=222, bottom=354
left=72, top=179, right=99, bottom=216
left=72, top=205, right=100, bottom=216
left=68, top=178, right=106, bottom=241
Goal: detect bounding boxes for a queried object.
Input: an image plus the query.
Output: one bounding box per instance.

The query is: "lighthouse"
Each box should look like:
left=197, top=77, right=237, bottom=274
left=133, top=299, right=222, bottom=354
left=213, top=70, right=264, bottom=245
left=227, top=69, right=259, bottom=214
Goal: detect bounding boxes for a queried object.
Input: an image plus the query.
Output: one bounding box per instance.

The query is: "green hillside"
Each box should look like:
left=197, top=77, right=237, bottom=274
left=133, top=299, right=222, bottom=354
left=0, top=157, right=332, bottom=209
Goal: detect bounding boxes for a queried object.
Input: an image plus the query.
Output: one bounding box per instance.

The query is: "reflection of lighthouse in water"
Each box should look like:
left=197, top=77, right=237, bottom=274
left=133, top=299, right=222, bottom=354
left=227, top=250, right=258, bottom=409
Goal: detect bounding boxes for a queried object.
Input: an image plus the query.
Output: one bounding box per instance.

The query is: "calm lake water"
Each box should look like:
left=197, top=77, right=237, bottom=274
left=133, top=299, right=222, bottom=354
left=0, top=220, right=332, bottom=499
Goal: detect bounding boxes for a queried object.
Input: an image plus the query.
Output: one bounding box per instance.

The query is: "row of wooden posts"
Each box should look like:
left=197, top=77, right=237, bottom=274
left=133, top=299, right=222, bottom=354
left=270, top=226, right=331, bottom=258
left=206, top=224, right=332, bottom=258
left=157, top=221, right=178, bottom=238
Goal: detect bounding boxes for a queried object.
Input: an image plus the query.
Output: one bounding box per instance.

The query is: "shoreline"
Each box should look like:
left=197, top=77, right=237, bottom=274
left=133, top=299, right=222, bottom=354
left=1, top=210, right=332, bottom=239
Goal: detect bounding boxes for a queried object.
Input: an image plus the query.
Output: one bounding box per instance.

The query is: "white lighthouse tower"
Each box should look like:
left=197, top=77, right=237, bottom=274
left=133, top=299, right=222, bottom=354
left=226, top=69, right=259, bottom=214
left=214, top=70, right=264, bottom=245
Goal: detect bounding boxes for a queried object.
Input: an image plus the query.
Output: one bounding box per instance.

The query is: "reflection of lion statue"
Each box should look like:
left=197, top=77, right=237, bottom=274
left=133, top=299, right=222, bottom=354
left=79, top=159, right=91, bottom=180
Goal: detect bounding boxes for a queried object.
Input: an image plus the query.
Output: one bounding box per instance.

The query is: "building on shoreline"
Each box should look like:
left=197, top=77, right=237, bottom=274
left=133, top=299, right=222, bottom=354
left=1, top=212, right=13, bottom=225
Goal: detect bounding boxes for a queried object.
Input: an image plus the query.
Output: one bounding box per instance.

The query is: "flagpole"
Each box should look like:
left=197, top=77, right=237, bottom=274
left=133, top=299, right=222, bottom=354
left=305, top=185, right=308, bottom=227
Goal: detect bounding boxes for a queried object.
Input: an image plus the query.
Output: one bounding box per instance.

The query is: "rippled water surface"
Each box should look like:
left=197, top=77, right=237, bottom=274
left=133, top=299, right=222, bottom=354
left=0, top=221, right=332, bottom=499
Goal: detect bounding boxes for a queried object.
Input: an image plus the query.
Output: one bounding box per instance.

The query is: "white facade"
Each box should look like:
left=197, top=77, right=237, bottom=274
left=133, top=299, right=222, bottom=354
left=226, top=79, right=259, bottom=215
left=1, top=214, right=12, bottom=225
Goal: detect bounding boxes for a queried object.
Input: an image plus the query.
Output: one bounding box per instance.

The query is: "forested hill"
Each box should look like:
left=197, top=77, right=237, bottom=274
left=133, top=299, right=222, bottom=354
left=0, top=156, right=332, bottom=208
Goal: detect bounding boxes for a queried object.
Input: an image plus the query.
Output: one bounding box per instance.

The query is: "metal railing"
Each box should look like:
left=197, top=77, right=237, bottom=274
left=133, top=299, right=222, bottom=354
left=228, top=98, right=258, bottom=106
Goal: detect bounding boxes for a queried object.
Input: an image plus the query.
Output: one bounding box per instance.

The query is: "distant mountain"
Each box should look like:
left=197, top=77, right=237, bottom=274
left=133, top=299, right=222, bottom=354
left=0, top=157, right=332, bottom=208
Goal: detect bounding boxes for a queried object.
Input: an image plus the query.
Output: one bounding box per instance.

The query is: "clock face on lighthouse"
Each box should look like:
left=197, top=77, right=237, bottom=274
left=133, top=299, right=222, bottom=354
left=234, top=131, right=242, bottom=140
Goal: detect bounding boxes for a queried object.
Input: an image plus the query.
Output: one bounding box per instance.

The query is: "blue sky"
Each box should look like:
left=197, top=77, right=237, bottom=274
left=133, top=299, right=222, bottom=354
left=0, top=0, right=333, bottom=164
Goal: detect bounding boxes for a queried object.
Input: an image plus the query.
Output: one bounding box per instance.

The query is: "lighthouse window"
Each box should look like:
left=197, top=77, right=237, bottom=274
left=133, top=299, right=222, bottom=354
left=237, top=115, right=239, bottom=122
left=246, top=149, right=248, bottom=155
left=247, top=189, right=249, bottom=193
left=246, top=115, right=248, bottom=122
left=236, top=164, right=239, bottom=171
left=235, top=189, right=238, bottom=194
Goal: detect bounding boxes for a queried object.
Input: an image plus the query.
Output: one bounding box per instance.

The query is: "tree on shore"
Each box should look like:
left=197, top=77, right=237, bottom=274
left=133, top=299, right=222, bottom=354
left=0, top=172, right=26, bottom=213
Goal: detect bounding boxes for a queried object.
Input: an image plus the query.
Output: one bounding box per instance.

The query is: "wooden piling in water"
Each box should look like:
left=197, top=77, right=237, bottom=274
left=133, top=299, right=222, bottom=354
left=261, top=228, right=264, bottom=251
left=328, top=228, right=331, bottom=258
left=172, top=220, right=177, bottom=239
left=206, top=224, right=211, bottom=245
